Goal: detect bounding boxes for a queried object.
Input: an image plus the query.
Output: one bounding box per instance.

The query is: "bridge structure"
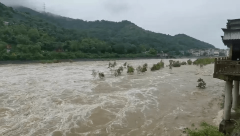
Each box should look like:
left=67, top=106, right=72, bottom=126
left=214, top=19, right=240, bottom=133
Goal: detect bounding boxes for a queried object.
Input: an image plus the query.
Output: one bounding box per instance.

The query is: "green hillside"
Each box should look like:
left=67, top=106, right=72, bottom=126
left=0, top=3, right=215, bottom=61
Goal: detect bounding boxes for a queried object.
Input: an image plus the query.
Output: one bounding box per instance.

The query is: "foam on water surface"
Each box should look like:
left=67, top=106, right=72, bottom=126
left=0, top=59, right=224, bottom=136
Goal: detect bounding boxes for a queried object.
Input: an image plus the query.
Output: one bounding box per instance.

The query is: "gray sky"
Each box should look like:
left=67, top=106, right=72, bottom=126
left=1, top=0, right=240, bottom=49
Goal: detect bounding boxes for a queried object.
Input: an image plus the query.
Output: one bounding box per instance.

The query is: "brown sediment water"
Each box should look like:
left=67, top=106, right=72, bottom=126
left=0, top=59, right=224, bottom=136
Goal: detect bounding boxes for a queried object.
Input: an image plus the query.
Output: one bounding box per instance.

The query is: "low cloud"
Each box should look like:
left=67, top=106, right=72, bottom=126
left=1, top=0, right=29, bottom=6
left=104, top=0, right=130, bottom=14
left=0, top=0, right=43, bottom=10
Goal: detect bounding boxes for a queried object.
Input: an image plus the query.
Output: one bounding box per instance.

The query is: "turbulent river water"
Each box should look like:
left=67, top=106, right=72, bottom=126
left=0, top=59, right=225, bottom=136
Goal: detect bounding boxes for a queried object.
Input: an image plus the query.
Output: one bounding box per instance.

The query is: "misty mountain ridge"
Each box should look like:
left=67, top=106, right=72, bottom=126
left=0, top=2, right=215, bottom=56
left=13, top=6, right=210, bottom=39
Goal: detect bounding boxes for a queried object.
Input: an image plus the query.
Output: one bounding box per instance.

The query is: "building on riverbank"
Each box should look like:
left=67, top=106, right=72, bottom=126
left=187, top=48, right=228, bottom=57
left=3, top=21, right=9, bottom=26
left=192, top=51, right=200, bottom=56
left=213, top=51, right=219, bottom=56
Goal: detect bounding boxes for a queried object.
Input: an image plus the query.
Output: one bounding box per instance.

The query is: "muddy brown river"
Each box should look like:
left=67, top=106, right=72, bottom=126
left=0, top=59, right=224, bottom=136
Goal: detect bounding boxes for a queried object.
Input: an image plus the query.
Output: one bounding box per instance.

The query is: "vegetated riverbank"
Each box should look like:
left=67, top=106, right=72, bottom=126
left=0, top=56, right=217, bottom=65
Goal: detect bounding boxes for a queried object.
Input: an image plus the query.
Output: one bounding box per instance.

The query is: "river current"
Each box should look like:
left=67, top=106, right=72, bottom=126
left=0, top=59, right=224, bottom=136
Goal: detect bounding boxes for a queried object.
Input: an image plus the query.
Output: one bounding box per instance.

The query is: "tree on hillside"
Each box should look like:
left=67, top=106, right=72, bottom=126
left=30, top=44, right=41, bottom=53
left=149, top=48, right=157, bottom=55
left=16, top=35, right=31, bottom=45
left=139, top=44, right=147, bottom=52
left=0, top=41, right=7, bottom=52
left=28, top=28, right=40, bottom=42
left=0, top=18, right=3, bottom=26
left=112, top=43, right=126, bottom=54
left=69, top=40, right=80, bottom=52
left=125, top=43, right=137, bottom=54
left=13, top=25, right=28, bottom=35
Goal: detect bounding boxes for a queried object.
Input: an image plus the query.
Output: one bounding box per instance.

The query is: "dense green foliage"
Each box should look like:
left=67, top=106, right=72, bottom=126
left=142, top=63, right=148, bottom=72
left=136, top=63, right=148, bottom=73
left=127, top=65, right=135, bottom=74
left=193, top=58, right=215, bottom=65
left=151, top=61, right=164, bottom=71
left=186, top=122, right=224, bottom=136
left=172, top=61, right=181, bottom=67
left=114, top=66, right=124, bottom=77
left=181, top=61, right=187, bottom=65
left=108, top=61, right=117, bottom=68
left=187, top=59, right=193, bottom=65
left=232, top=109, right=240, bottom=135
left=0, top=3, right=215, bottom=61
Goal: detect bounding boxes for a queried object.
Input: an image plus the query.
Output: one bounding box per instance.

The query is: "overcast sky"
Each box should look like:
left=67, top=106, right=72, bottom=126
left=1, top=0, right=240, bottom=49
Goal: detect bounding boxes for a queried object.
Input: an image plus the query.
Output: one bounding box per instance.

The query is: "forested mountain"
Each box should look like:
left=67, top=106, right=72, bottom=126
left=0, top=2, right=215, bottom=61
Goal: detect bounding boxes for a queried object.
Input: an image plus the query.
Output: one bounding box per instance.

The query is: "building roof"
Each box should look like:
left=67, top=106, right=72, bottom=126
left=228, top=19, right=240, bottom=22
left=222, top=31, right=240, bottom=40
left=227, top=24, right=240, bottom=27
left=226, top=19, right=240, bottom=28
left=222, top=28, right=240, bottom=32
left=222, top=19, right=240, bottom=46
left=227, top=19, right=240, bottom=24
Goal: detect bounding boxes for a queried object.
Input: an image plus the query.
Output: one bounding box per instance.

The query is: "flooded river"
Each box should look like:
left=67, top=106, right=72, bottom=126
left=0, top=59, right=224, bottom=136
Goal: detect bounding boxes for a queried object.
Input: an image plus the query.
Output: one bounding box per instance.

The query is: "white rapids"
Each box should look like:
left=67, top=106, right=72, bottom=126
left=0, top=59, right=224, bottom=136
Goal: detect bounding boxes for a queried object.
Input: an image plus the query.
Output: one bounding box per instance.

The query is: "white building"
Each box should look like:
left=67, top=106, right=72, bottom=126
left=210, top=49, right=215, bottom=56
left=214, top=51, right=219, bottom=56
left=200, top=50, right=205, bottom=56
left=192, top=51, right=200, bottom=56
left=188, top=49, right=194, bottom=54
left=226, top=50, right=229, bottom=56
left=225, top=49, right=230, bottom=56
left=160, top=53, right=168, bottom=57
left=3, top=21, right=9, bottom=26
left=187, top=48, right=228, bottom=56
left=204, top=49, right=210, bottom=56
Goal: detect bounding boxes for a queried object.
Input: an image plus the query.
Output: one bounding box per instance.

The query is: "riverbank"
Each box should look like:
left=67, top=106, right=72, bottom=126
left=0, top=56, right=214, bottom=65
